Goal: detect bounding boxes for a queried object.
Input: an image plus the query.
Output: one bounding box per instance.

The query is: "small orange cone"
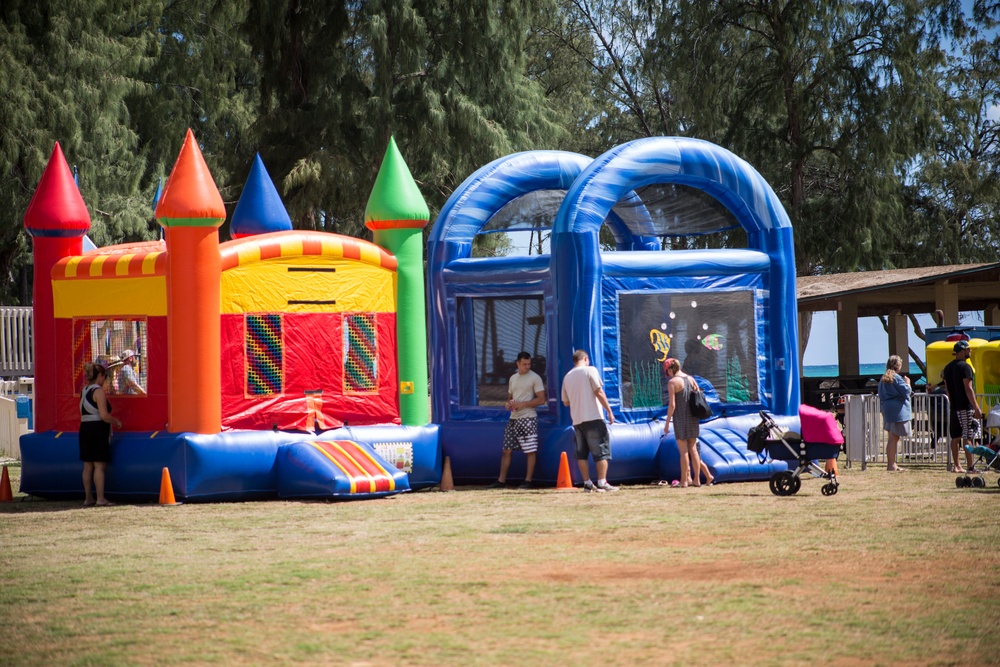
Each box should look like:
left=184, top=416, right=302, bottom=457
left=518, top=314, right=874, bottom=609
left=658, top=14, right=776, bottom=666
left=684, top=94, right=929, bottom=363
left=556, top=451, right=574, bottom=490
left=439, top=456, right=454, bottom=492
left=159, top=467, right=180, bottom=505
left=0, top=465, right=12, bottom=502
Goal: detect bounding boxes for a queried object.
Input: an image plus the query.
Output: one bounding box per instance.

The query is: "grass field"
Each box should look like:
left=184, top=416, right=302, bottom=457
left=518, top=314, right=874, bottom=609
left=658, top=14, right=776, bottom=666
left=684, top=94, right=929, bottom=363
left=1, top=462, right=998, bottom=667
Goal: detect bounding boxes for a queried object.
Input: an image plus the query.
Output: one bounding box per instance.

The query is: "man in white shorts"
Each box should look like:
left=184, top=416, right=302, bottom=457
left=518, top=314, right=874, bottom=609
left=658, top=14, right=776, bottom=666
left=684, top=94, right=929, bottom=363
left=489, top=352, right=546, bottom=489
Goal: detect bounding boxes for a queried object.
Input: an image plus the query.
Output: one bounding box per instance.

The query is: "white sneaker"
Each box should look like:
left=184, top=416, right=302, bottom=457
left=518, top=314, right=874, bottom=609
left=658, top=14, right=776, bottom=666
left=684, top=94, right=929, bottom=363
left=583, top=480, right=605, bottom=493
left=596, top=480, right=619, bottom=492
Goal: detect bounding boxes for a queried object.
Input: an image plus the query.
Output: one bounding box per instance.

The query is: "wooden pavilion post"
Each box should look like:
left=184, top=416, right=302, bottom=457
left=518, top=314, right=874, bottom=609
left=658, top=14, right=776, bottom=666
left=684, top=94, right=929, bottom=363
left=985, top=303, right=999, bottom=326
left=837, top=296, right=860, bottom=375
left=934, top=281, right=959, bottom=326
left=887, top=308, right=909, bottom=372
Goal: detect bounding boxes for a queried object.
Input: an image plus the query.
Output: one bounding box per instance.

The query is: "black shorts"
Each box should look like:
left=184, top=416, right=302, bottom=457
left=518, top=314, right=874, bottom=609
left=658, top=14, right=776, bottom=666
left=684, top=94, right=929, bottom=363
left=79, top=421, right=112, bottom=463
left=573, top=419, right=611, bottom=462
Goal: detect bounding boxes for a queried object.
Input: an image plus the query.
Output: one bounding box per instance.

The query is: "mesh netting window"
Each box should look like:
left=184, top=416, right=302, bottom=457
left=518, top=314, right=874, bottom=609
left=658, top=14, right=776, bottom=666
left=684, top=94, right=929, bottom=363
left=480, top=190, right=566, bottom=233
left=457, top=295, right=547, bottom=407
left=246, top=314, right=283, bottom=396
left=343, top=313, right=378, bottom=394
left=612, top=183, right=740, bottom=237
left=618, top=290, right=758, bottom=408
left=73, top=318, right=148, bottom=396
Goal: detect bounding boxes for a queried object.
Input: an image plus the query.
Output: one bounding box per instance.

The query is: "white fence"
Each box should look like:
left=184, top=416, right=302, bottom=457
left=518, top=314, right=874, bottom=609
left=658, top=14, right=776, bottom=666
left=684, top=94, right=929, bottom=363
left=0, top=306, right=32, bottom=376
left=0, top=378, right=33, bottom=460
left=844, top=391, right=1000, bottom=469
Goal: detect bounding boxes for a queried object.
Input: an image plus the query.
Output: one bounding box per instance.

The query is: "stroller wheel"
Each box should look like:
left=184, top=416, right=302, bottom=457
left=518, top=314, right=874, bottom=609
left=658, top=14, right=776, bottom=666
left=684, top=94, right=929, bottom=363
left=771, top=471, right=798, bottom=496
left=971, top=476, right=985, bottom=488
left=955, top=476, right=966, bottom=488
left=769, top=474, right=781, bottom=496
left=821, top=483, right=838, bottom=496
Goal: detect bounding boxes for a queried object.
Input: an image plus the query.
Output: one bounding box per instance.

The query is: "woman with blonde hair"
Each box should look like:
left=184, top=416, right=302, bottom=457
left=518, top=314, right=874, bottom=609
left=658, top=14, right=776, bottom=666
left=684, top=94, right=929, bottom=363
left=79, top=359, right=122, bottom=506
left=878, top=354, right=911, bottom=472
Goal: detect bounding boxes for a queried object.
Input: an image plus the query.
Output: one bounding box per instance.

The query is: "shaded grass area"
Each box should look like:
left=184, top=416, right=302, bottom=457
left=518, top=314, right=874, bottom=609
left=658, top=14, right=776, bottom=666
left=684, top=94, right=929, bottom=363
left=1, top=463, right=998, bottom=666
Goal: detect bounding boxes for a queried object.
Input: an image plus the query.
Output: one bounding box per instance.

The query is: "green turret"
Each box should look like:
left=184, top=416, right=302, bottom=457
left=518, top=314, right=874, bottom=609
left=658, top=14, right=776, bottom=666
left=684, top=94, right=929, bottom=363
left=365, top=137, right=430, bottom=425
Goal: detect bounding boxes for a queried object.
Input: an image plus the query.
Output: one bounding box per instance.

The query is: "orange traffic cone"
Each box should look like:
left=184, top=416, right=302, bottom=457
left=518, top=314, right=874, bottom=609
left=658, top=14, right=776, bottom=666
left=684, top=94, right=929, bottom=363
left=439, top=456, right=455, bottom=492
left=159, top=467, right=180, bottom=505
left=0, top=465, right=12, bottom=502
left=556, top=451, right=574, bottom=490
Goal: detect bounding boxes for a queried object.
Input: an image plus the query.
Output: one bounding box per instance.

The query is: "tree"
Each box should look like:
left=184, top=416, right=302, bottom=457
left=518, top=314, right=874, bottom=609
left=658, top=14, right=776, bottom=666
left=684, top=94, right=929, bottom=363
left=906, top=30, right=1000, bottom=264
left=243, top=0, right=564, bottom=241
left=0, top=0, right=163, bottom=304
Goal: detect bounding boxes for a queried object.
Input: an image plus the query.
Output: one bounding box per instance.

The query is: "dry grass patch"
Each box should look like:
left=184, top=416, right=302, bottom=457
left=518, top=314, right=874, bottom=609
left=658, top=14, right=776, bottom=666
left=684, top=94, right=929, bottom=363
left=0, top=463, right=998, bottom=666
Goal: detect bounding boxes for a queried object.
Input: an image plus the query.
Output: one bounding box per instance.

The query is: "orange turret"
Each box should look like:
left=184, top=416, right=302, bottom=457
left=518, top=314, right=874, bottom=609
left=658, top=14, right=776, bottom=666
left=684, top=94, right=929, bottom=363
left=155, top=130, right=226, bottom=434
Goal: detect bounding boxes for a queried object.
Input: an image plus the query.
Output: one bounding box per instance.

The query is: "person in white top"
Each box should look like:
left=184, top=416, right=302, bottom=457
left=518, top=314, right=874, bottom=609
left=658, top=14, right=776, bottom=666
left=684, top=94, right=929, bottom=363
left=561, top=350, right=618, bottom=492
left=117, top=349, right=146, bottom=396
left=489, top=352, right=546, bottom=489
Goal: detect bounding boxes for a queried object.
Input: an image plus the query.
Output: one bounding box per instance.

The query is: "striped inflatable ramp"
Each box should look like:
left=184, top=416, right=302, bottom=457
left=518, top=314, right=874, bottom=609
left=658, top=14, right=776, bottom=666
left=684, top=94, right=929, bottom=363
left=276, top=439, right=410, bottom=499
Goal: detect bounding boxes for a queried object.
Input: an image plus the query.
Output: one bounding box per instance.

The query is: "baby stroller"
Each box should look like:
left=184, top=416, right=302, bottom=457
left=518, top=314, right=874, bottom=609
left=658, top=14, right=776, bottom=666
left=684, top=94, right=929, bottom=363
left=747, top=405, right=844, bottom=496
left=960, top=443, right=1000, bottom=488
left=959, top=404, right=1000, bottom=488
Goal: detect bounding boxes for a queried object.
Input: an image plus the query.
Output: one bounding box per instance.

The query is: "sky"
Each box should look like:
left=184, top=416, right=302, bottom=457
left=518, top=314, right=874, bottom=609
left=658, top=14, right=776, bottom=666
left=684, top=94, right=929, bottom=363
left=801, top=311, right=939, bottom=367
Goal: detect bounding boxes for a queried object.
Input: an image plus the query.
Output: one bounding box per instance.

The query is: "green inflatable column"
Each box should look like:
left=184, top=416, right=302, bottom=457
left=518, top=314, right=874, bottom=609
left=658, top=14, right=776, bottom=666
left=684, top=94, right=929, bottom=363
left=365, top=137, right=430, bottom=425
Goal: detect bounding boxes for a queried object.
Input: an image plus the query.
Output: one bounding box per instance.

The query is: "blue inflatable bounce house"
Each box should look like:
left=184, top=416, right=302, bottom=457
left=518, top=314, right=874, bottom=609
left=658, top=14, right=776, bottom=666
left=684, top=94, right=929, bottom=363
left=429, top=137, right=798, bottom=484
left=20, top=134, right=799, bottom=501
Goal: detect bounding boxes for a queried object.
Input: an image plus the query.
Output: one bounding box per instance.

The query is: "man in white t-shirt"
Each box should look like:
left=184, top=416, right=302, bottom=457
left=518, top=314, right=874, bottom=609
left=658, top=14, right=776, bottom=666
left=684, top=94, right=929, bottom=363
left=489, top=352, right=546, bottom=489
left=561, top=349, right=617, bottom=492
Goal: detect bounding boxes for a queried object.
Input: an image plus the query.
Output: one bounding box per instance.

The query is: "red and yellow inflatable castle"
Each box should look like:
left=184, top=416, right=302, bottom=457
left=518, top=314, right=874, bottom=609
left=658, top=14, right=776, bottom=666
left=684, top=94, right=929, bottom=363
left=20, top=131, right=441, bottom=501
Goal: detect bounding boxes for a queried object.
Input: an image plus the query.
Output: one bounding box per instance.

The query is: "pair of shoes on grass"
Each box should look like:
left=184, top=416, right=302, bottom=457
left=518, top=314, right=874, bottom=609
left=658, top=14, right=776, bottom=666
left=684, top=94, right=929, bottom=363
left=583, top=480, right=619, bottom=492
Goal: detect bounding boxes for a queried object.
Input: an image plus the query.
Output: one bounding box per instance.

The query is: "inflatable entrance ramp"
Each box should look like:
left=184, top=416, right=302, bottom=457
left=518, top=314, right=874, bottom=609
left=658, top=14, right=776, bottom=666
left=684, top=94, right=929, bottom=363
left=277, top=440, right=410, bottom=499
left=660, top=414, right=794, bottom=483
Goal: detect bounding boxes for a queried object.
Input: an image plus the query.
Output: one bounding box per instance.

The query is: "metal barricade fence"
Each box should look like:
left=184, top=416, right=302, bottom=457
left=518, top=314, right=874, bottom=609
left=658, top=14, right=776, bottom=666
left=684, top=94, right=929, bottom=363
left=0, top=306, right=32, bottom=376
left=844, top=391, right=1000, bottom=469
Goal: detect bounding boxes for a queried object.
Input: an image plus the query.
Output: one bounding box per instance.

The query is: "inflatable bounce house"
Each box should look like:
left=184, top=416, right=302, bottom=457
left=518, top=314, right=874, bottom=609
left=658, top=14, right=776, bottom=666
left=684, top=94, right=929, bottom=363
left=20, top=132, right=438, bottom=501
left=429, top=138, right=798, bottom=484
left=20, top=132, right=802, bottom=501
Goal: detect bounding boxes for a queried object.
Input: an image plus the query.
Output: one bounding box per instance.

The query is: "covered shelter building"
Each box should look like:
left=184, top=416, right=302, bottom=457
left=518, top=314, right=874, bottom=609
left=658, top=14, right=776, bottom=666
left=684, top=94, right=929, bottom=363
left=797, top=262, right=1000, bottom=375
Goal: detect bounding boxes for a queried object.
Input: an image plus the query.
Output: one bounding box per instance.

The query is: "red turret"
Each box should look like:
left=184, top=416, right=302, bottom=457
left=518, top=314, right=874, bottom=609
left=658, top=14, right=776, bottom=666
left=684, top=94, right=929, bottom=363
left=23, top=143, right=91, bottom=432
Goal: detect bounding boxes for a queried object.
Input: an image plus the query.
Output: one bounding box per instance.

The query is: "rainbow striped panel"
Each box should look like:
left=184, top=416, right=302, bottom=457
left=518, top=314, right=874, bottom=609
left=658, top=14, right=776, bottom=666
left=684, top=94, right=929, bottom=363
left=72, top=319, right=90, bottom=391
left=246, top=314, right=283, bottom=396
left=343, top=313, right=377, bottom=393
left=309, top=440, right=395, bottom=494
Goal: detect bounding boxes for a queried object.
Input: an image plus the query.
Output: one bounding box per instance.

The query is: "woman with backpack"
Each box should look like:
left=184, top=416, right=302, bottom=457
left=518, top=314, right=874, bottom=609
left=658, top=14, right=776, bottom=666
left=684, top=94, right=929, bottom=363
left=79, top=359, right=122, bottom=506
left=663, top=358, right=713, bottom=487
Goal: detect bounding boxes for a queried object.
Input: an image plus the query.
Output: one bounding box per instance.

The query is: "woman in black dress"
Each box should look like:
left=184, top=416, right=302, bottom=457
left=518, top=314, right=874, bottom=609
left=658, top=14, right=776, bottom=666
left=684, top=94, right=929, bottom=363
left=80, top=360, right=122, bottom=506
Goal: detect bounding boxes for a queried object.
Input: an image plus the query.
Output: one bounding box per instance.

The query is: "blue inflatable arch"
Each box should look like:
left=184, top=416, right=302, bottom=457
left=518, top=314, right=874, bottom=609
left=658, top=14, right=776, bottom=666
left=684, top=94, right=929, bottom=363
left=428, top=150, right=664, bottom=421
left=551, top=136, right=799, bottom=420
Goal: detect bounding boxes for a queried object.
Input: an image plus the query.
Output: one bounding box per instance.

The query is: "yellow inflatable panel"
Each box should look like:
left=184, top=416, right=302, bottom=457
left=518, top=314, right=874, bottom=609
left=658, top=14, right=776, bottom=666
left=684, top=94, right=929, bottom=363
left=971, top=340, right=1000, bottom=395
left=53, top=276, right=167, bottom=317
left=926, top=339, right=985, bottom=388
left=221, top=255, right=396, bottom=314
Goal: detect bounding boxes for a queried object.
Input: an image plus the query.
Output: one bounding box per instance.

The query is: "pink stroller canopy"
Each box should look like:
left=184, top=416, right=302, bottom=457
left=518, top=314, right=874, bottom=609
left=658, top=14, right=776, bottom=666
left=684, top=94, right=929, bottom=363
left=799, top=404, right=845, bottom=445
